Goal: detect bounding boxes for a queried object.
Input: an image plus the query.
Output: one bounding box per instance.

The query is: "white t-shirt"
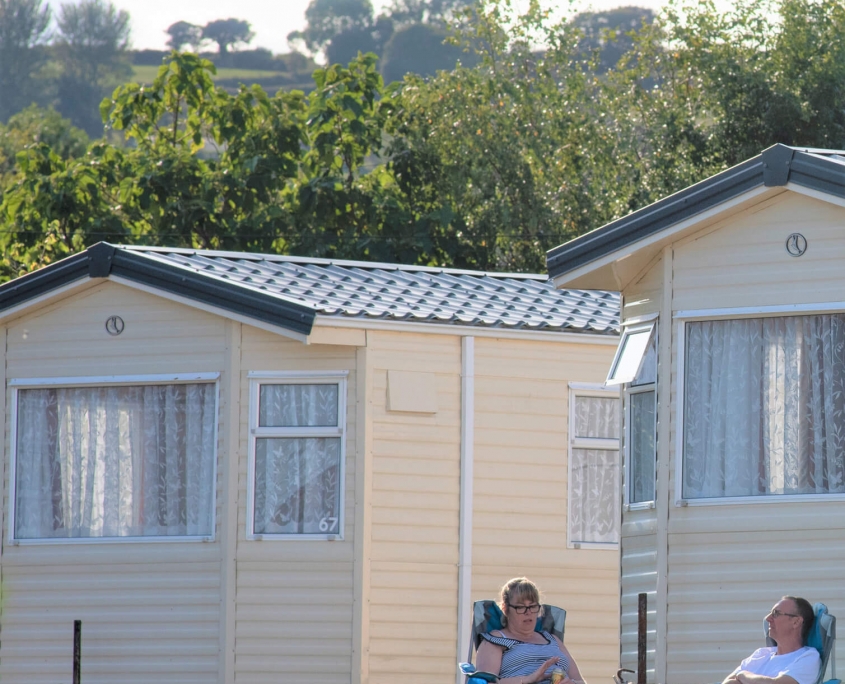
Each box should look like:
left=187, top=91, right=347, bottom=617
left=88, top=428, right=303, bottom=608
left=733, top=646, right=821, bottom=684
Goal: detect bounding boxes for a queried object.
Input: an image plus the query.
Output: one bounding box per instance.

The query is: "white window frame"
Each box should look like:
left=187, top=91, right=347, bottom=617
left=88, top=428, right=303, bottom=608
left=674, top=303, right=845, bottom=507
left=8, top=372, right=220, bottom=545
left=622, top=317, right=658, bottom=510
left=567, top=382, right=621, bottom=550
left=246, top=370, right=348, bottom=541
left=624, top=383, right=657, bottom=511
left=606, top=319, right=656, bottom=386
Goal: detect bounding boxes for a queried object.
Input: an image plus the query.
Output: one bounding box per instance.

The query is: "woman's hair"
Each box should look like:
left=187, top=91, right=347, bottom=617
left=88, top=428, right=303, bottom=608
left=498, top=577, right=542, bottom=628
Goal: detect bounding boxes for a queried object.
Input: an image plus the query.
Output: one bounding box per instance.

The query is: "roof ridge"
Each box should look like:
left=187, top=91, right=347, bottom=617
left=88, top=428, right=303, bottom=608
left=120, top=245, right=550, bottom=281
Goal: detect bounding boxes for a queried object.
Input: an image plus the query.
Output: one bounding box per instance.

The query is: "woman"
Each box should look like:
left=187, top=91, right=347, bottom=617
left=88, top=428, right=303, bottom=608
left=475, top=577, right=588, bottom=684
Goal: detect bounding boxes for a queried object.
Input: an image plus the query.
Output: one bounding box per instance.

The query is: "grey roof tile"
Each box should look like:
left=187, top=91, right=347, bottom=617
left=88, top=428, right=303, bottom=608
left=121, top=246, right=620, bottom=335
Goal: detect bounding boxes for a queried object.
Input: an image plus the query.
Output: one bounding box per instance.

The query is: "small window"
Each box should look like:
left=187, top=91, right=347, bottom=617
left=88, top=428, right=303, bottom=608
left=248, top=374, right=347, bottom=539
left=568, top=386, right=621, bottom=548
left=11, top=376, right=218, bottom=541
left=607, top=323, right=655, bottom=386
left=626, top=325, right=657, bottom=505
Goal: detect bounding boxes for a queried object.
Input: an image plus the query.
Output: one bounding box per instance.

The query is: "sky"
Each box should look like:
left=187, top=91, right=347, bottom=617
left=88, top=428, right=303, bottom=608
left=45, top=0, right=668, bottom=55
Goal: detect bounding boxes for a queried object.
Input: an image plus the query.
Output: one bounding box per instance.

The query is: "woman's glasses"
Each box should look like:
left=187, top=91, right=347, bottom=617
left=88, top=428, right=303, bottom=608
left=509, top=603, right=541, bottom=614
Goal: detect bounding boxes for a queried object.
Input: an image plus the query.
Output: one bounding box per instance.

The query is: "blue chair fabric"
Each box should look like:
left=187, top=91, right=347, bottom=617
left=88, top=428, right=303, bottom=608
left=466, top=600, right=566, bottom=663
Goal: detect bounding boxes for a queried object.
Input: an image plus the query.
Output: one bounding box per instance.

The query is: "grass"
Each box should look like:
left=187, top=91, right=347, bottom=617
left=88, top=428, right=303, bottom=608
left=131, top=65, right=289, bottom=85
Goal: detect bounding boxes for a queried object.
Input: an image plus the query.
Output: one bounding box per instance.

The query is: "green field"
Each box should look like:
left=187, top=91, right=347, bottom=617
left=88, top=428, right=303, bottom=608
left=131, top=65, right=288, bottom=84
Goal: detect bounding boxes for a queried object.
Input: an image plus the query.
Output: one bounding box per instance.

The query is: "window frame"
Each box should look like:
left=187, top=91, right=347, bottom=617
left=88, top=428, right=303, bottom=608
left=246, top=370, right=348, bottom=541
left=567, top=382, right=621, bottom=550
left=606, top=320, right=656, bottom=386
left=8, top=372, right=220, bottom=546
left=674, top=304, right=845, bottom=507
left=624, top=383, right=657, bottom=510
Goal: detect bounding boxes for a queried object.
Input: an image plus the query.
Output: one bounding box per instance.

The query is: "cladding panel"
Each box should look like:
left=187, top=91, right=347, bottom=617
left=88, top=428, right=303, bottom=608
left=473, top=336, right=619, bottom=684
left=367, top=330, right=461, bottom=683
left=663, top=190, right=845, bottom=682
left=0, top=282, right=227, bottom=683
left=665, top=524, right=845, bottom=682
left=235, top=325, right=359, bottom=683
left=673, top=192, right=845, bottom=310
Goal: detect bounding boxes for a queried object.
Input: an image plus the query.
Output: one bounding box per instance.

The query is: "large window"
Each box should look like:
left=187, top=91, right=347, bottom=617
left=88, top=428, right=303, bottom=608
left=11, top=375, right=218, bottom=541
left=568, top=386, right=621, bottom=547
left=682, top=314, right=845, bottom=500
left=248, top=373, right=347, bottom=539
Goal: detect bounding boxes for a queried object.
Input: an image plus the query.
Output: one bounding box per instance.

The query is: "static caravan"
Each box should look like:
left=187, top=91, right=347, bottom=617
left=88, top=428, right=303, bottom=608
left=546, top=144, right=845, bottom=684
left=0, top=243, right=620, bottom=684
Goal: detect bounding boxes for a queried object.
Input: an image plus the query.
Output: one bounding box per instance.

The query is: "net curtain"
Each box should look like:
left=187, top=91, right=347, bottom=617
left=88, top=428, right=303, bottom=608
left=683, top=315, right=845, bottom=498
left=14, top=383, right=216, bottom=539
left=253, top=383, right=341, bottom=535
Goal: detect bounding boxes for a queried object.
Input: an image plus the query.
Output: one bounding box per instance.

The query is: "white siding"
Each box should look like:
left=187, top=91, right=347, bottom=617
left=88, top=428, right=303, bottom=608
left=619, top=259, right=663, bottom=680
left=673, top=192, right=845, bottom=310
left=1, top=282, right=226, bottom=683
left=628, top=190, right=845, bottom=683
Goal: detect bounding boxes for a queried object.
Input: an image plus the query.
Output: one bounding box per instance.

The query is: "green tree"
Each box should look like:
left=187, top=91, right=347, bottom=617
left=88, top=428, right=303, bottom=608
left=290, top=0, right=375, bottom=56
left=165, top=20, right=202, bottom=51
left=201, top=18, right=254, bottom=56
left=54, top=0, right=132, bottom=136
left=0, top=0, right=52, bottom=122
left=387, top=0, right=473, bottom=26
left=380, top=22, right=477, bottom=83
left=0, top=52, right=305, bottom=278
left=289, top=0, right=396, bottom=64
left=382, top=0, right=630, bottom=271
left=284, top=53, right=415, bottom=261
left=0, top=105, right=88, bottom=183
left=570, top=6, right=654, bottom=72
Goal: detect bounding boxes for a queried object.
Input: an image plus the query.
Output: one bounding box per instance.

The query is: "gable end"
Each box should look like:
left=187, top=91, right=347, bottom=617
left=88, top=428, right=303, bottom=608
left=546, top=144, right=845, bottom=281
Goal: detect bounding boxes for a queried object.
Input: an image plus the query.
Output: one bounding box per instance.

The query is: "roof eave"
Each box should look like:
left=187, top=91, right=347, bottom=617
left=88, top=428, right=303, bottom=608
left=0, top=242, right=317, bottom=336
left=545, top=144, right=845, bottom=284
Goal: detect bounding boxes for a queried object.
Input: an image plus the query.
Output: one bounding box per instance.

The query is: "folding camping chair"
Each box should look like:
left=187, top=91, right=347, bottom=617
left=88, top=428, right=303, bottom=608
left=460, top=600, right=567, bottom=682
left=614, top=602, right=839, bottom=684
left=765, top=602, right=838, bottom=684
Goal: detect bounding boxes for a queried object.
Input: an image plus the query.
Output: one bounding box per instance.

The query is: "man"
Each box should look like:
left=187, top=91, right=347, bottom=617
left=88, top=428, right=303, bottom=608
left=723, top=597, right=820, bottom=684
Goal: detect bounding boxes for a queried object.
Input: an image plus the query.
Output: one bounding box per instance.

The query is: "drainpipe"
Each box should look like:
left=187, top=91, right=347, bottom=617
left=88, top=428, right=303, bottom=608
left=456, top=336, right=475, bottom=684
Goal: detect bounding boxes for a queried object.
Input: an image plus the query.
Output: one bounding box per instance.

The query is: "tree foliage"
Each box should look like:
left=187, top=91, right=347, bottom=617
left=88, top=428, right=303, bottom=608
left=0, top=105, right=88, bottom=183
left=387, top=0, right=473, bottom=26
left=54, top=0, right=132, bottom=136
left=3, top=0, right=845, bottom=280
left=201, top=18, right=254, bottom=55
left=165, top=20, right=202, bottom=51
left=0, top=0, right=52, bottom=122
left=291, top=0, right=376, bottom=56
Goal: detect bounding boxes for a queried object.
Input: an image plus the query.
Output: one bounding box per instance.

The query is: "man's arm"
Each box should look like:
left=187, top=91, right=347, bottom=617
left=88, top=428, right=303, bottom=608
left=722, top=670, right=741, bottom=684
left=734, top=671, right=799, bottom=684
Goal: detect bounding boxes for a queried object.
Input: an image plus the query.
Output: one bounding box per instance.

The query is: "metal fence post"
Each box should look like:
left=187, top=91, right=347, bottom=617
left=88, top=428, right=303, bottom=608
left=72, top=619, right=81, bottom=684
left=638, top=593, right=647, bottom=684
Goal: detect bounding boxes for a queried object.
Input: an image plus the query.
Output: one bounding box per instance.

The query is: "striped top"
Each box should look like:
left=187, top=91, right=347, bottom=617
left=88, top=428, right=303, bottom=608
left=480, top=630, right=570, bottom=683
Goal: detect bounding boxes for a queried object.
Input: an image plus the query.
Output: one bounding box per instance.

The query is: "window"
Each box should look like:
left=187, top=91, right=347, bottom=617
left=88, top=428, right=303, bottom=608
left=568, top=386, right=621, bottom=547
left=11, top=375, right=218, bottom=541
left=627, top=329, right=657, bottom=505
left=682, top=314, right=845, bottom=500
left=248, top=373, right=347, bottom=538
left=608, top=322, right=657, bottom=506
